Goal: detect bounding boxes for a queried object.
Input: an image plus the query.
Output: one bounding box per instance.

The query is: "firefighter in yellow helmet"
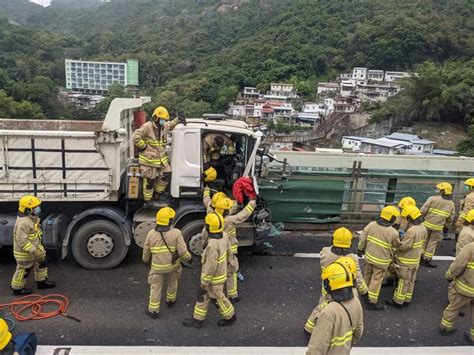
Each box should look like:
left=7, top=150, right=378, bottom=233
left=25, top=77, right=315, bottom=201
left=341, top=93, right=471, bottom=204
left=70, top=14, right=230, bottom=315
left=142, top=207, right=192, bottom=318
left=386, top=205, right=427, bottom=308
left=420, top=182, right=456, bottom=268
left=395, top=196, right=417, bottom=234
left=304, top=227, right=368, bottom=335
left=306, top=260, right=364, bottom=355
left=183, top=212, right=235, bottom=328
left=0, top=318, right=14, bottom=354
left=215, top=196, right=256, bottom=303
left=132, top=106, right=186, bottom=206
left=202, top=133, right=235, bottom=166
left=455, top=178, right=474, bottom=244
left=10, top=195, right=55, bottom=295
left=358, top=206, right=400, bottom=310
left=440, top=240, right=474, bottom=345
left=455, top=209, right=474, bottom=256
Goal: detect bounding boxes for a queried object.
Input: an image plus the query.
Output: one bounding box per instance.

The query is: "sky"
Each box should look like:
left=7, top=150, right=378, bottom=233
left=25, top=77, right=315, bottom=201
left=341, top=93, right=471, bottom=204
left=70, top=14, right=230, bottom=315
left=30, top=0, right=51, bottom=7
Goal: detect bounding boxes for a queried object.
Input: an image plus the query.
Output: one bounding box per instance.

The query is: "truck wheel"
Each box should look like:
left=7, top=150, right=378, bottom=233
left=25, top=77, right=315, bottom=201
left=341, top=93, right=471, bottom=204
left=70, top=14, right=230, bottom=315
left=180, top=219, right=205, bottom=268
left=71, top=220, right=128, bottom=270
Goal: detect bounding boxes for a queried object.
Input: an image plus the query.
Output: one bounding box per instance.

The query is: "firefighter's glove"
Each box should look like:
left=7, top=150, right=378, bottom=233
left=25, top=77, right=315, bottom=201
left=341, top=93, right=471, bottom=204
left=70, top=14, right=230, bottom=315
left=178, top=112, right=187, bottom=125
left=357, top=249, right=364, bottom=258
left=399, top=230, right=405, bottom=239
left=33, top=248, right=46, bottom=261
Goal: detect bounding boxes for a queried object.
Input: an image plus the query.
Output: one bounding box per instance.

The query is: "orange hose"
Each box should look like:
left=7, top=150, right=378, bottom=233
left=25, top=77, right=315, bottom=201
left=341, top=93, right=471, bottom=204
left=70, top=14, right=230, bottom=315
left=0, top=294, right=69, bottom=321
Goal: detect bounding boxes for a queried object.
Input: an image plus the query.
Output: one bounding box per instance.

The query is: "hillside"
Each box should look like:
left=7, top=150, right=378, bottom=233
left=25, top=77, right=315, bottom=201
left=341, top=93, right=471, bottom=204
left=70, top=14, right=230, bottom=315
left=0, top=0, right=473, bottom=154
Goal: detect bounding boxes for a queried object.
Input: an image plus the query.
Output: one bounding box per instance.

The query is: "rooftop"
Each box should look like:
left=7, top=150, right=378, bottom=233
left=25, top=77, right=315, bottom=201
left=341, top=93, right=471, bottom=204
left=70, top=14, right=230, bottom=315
left=386, top=132, right=434, bottom=144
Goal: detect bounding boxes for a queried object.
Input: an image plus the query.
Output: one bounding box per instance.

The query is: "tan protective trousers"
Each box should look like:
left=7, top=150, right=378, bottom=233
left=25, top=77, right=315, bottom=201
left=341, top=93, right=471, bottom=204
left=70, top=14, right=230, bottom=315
left=393, top=266, right=418, bottom=304
left=440, top=283, right=474, bottom=341
left=147, top=266, right=182, bottom=314
left=193, top=284, right=235, bottom=321
left=11, top=260, right=47, bottom=290
left=227, top=254, right=239, bottom=299
left=422, top=230, right=443, bottom=261
left=141, top=165, right=171, bottom=201
left=364, top=263, right=387, bottom=304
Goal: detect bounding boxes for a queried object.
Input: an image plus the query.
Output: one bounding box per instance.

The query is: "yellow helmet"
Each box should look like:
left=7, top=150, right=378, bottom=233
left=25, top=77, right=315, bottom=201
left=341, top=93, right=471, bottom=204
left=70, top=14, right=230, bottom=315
left=19, top=195, right=41, bottom=213
left=211, top=191, right=227, bottom=208
left=398, top=196, right=416, bottom=210
left=205, top=212, right=224, bottom=234
left=380, top=205, right=400, bottom=222
left=0, top=318, right=12, bottom=351
left=465, top=209, right=474, bottom=224
left=203, top=167, right=217, bottom=183
left=332, top=227, right=353, bottom=248
left=464, top=178, right=474, bottom=188
left=215, top=197, right=234, bottom=216
left=322, top=261, right=354, bottom=293
left=156, top=207, right=176, bottom=226
left=437, top=182, right=453, bottom=195
left=401, top=205, right=421, bottom=220
left=335, top=256, right=357, bottom=277
left=152, top=106, right=170, bottom=120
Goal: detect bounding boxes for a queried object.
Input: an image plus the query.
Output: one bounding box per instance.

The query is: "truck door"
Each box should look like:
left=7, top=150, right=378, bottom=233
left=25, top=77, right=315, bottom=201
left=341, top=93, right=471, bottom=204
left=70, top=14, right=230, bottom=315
left=170, top=126, right=201, bottom=198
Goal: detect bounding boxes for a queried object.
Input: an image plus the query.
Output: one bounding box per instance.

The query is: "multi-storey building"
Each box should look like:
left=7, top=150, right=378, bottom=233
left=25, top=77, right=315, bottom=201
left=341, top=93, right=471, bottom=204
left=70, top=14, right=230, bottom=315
left=65, top=59, right=139, bottom=94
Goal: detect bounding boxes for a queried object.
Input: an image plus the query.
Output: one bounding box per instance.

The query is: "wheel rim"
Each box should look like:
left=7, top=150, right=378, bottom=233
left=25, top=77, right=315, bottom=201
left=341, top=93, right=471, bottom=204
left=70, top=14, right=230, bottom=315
left=188, top=232, right=204, bottom=256
left=86, top=233, right=115, bottom=258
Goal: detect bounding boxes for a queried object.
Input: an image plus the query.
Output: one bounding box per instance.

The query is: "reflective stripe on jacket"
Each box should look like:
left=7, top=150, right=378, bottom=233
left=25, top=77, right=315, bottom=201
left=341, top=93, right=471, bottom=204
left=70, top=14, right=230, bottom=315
left=358, top=221, right=399, bottom=269
left=420, top=195, right=455, bottom=232
left=13, top=215, right=42, bottom=262
left=446, top=242, right=474, bottom=297
left=200, top=233, right=232, bottom=286
left=456, top=226, right=474, bottom=256
left=395, top=224, right=427, bottom=267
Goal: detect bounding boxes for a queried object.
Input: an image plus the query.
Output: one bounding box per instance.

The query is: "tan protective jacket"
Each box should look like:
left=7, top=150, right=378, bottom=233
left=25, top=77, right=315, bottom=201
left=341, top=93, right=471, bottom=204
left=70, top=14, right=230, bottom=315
left=446, top=242, right=474, bottom=297
left=456, top=192, right=474, bottom=229
left=133, top=119, right=178, bottom=168
left=420, top=195, right=455, bottom=232
left=143, top=228, right=191, bottom=273
left=13, top=215, right=44, bottom=262
left=395, top=223, right=427, bottom=267
left=200, top=233, right=232, bottom=287
left=202, top=133, right=235, bottom=163
left=224, top=200, right=256, bottom=254
left=358, top=221, right=399, bottom=269
left=456, top=226, right=474, bottom=256
left=306, top=295, right=364, bottom=355
left=320, top=247, right=367, bottom=295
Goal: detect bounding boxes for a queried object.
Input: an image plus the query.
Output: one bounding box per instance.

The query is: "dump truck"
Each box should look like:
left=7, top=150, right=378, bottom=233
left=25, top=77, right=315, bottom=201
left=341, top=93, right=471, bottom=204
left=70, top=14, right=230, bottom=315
left=0, top=98, right=267, bottom=269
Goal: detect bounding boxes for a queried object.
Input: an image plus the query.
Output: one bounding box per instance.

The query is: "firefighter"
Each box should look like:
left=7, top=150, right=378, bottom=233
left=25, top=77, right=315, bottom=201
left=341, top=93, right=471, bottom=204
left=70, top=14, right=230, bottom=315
left=133, top=106, right=185, bottom=206
left=10, top=195, right=55, bottom=295
left=183, top=212, right=236, bottom=329
left=395, top=196, right=417, bottom=234
left=202, top=133, right=235, bottom=166
left=0, top=318, right=14, bottom=355
left=455, top=209, right=474, bottom=256
left=304, top=227, right=368, bottom=335
left=358, top=206, right=400, bottom=310
left=439, top=241, right=474, bottom=345
left=215, top=197, right=256, bottom=303
left=306, top=260, right=364, bottom=355
left=386, top=205, right=427, bottom=308
left=455, top=178, right=474, bottom=243
left=383, top=196, right=417, bottom=288
left=420, top=182, right=456, bottom=268
left=142, top=207, right=192, bottom=318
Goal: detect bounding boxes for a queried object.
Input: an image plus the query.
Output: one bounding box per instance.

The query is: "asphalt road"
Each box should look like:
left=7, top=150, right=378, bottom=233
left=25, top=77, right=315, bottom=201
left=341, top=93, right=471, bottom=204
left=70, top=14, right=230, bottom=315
left=0, top=233, right=471, bottom=347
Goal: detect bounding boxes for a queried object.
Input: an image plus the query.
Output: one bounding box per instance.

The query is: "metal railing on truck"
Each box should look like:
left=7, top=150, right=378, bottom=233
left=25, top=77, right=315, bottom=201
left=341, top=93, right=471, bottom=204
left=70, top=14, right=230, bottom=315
left=258, top=151, right=474, bottom=230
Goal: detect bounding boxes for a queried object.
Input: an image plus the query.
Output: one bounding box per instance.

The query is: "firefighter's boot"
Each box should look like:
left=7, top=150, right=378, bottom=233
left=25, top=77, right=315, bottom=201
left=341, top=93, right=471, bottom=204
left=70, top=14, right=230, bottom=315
left=37, top=279, right=56, bottom=289
left=366, top=302, right=385, bottom=311
left=12, top=287, right=32, bottom=296
left=385, top=300, right=403, bottom=309
left=183, top=318, right=203, bottom=329
left=217, top=314, right=236, bottom=326
left=145, top=308, right=159, bottom=319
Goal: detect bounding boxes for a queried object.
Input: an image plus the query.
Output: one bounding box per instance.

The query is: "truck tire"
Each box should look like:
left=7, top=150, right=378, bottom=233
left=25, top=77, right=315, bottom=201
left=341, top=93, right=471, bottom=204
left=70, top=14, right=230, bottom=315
left=180, top=219, right=205, bottom=268
left=71, top=220, right=129, bottom=270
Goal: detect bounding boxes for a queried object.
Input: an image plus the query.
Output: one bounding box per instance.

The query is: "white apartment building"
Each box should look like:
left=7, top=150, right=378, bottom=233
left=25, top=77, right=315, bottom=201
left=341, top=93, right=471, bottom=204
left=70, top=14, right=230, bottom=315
left=367, top=70, right=384, bottom=82
left=352, top=67, right=367, bottom=81
left=317, top=82, right=339, bottom=95
left=355, top=83, right=399, bottom=102
left=385, top=71, right=410, bottom=82
left=65, top=59, right=139, bottom=94
left=243, top=87, right=260, bottom=101
left=264, top=83, right=298, bottom=101
left=340, top=80, right=356, bottom=97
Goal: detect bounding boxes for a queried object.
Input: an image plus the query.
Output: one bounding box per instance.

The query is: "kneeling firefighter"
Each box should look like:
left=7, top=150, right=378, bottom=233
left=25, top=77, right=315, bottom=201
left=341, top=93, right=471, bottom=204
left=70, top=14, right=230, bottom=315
left=11, top=195, right=55, bottom=295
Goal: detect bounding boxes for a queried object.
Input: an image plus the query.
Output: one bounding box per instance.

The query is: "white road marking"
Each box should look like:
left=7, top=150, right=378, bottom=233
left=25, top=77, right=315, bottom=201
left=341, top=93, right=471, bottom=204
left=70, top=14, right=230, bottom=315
left=293, top=253, right=455, bottom=261
left=35, top=346, right=474, bottom=355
